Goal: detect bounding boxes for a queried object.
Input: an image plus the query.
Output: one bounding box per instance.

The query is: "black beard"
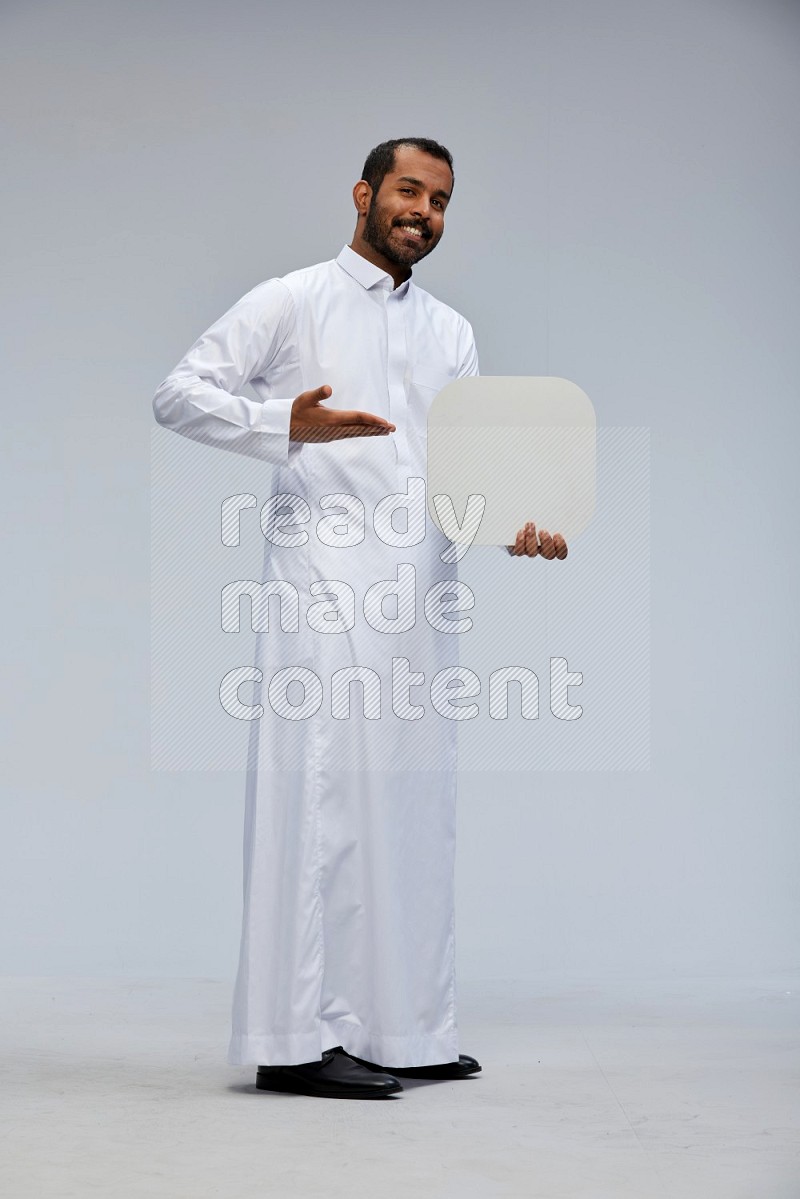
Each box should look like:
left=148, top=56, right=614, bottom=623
left=362, top=199, right=434, bottom=267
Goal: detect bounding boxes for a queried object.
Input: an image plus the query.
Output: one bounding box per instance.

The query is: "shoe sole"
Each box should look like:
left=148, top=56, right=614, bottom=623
left=391, top=1065, right=482, bottom=1078
left=256, top=1074, right=402, bottom=1099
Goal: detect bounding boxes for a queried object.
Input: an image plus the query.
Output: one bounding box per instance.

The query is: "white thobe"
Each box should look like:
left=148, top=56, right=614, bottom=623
left=152, top=244, right=480, bottom=1067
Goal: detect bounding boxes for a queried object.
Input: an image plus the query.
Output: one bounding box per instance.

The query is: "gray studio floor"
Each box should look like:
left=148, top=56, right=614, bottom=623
left=2, top=974, right=798, bottom=1198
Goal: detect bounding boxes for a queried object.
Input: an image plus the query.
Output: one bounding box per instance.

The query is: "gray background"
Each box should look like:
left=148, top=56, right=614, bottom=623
left=2, top=0, right=797, bottom=983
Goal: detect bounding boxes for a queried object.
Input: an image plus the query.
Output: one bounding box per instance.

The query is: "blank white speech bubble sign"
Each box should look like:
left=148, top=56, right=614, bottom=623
left=427, top=376, right=596, bottom=546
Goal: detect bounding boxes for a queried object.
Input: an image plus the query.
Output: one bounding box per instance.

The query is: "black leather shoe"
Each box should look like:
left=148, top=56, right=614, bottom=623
left=256, top=1046, right=402, bottom=1099
left=349, top=1052, right=481, bottom=1079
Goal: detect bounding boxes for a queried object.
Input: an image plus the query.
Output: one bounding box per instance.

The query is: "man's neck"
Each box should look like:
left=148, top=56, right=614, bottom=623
left=348, top=239, right=411, bottom=290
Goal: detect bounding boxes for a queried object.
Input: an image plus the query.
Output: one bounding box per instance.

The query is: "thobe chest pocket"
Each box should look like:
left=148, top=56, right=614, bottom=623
left=407, top=365, right=454, bottom=443
left=411, top=365, right=453, bottom=393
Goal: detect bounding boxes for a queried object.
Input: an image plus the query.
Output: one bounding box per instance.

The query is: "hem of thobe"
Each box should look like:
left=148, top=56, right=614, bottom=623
left=227, top=1022, right=459, bottom=1069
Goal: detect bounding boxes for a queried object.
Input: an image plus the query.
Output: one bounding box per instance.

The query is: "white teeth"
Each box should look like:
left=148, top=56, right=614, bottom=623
left=399, top=225, right=423, bottom=237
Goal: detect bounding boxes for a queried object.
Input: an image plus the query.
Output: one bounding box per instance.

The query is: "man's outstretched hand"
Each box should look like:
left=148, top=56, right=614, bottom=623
left=507, top=521, right=568, bottom=559
left=290, top=385, right=396, bottom=443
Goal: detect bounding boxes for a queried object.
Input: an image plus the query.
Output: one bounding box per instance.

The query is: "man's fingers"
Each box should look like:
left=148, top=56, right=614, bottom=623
left=326, top=423, right=393, bottom=439
left=538, top=529, right=556, bottom=559
left=524, top=521, right=539, bottom=557
left=507, top=524, right=569, bottom=559
left=292, top=423, right=394, bottom=443
left=293, top=387, right=394, bottom=427
left=332, top=408, right=395, bottom=429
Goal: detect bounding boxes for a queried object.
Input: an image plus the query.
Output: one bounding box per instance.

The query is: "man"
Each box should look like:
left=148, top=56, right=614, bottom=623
left=152, top=138, right=567, bottom=1100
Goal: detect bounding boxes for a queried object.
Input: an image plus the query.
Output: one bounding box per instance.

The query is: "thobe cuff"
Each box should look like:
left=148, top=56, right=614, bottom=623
left=259, top=395, right=303, bottom=467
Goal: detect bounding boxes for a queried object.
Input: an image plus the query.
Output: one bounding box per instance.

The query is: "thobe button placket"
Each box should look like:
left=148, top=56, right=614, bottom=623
left=386, top=286, right=410, bottom=470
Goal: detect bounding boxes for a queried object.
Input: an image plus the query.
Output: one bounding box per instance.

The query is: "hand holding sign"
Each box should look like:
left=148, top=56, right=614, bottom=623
left=507, top=521, right=568, bottom=558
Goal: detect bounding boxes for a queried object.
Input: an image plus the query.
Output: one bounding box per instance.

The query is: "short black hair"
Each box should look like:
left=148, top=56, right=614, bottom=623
left=361, top=138, right=454, bottom=199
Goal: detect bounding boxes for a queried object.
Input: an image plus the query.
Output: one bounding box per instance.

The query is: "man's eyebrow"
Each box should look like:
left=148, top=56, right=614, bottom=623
left=397, top=175, right=452, bottom=200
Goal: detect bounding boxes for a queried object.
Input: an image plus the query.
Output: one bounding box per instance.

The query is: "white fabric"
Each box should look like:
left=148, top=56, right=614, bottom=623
left=153, top=244, right=481, bottom=1067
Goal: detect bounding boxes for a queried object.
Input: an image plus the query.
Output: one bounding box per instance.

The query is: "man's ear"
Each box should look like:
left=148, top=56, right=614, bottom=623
left=353, top=179, right=372, bottom=218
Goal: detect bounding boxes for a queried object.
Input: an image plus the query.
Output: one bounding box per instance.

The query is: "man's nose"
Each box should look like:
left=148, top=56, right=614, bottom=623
left=410, top=197, right=431, bottom=219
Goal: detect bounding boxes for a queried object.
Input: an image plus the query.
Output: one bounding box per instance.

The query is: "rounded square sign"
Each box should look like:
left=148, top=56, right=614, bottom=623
left=427, top=376, right=596, bottom=545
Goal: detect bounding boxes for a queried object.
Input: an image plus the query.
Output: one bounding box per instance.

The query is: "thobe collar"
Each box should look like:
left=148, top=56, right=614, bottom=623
left=336, top=244, right=412, bottom=297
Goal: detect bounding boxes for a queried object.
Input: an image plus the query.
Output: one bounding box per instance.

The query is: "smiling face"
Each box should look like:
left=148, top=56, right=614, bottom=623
left=353, top=144, right=453, bottom=278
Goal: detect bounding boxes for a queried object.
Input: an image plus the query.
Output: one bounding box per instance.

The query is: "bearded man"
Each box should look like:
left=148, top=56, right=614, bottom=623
left=152, top=137, right=567, bottom=1100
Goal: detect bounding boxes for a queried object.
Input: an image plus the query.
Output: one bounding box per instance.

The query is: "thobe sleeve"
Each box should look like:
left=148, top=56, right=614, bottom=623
left=151, top=279, right=301, bottom=467
left=456, top=317, right=480, bottom=380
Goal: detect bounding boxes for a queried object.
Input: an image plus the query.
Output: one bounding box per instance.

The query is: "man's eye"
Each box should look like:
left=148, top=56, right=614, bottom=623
left=433, top=199, right=443, bottom=209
